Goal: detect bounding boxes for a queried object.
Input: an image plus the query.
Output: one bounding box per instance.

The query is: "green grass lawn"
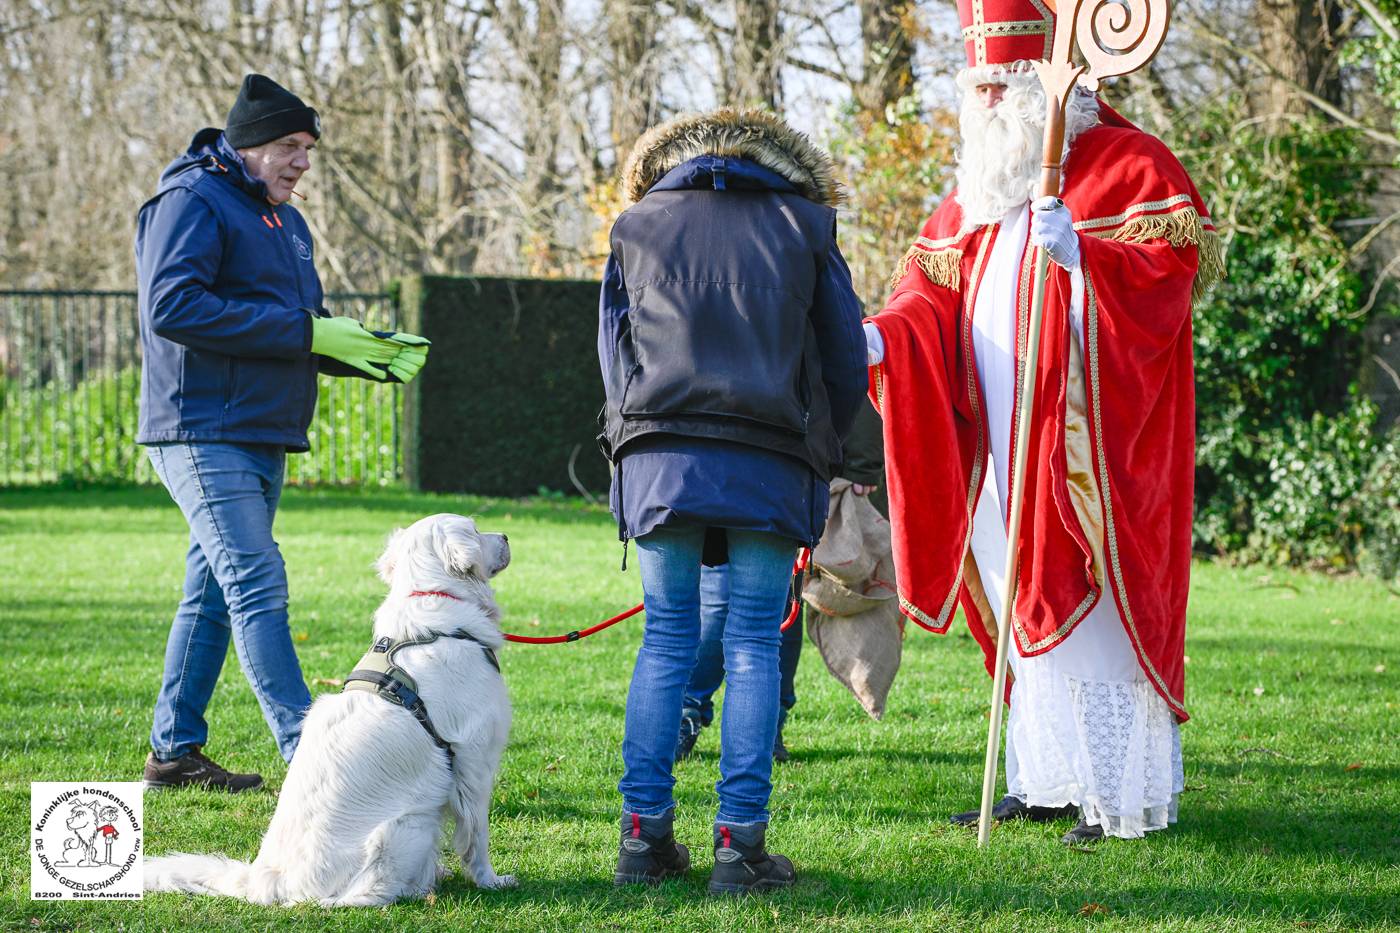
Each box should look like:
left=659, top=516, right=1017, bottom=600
left=1, top=486, right=1396, bottom=931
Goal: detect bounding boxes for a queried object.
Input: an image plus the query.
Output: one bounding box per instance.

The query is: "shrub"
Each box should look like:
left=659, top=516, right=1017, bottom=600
left=1242, top=401, right=1398, bottom=579
left=397, top=274, right=609, bottom=498
left=1169, top=105, right=1396, bottom=569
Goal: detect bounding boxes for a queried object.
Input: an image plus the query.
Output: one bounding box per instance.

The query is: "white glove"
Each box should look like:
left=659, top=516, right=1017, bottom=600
left=863, top=321, right=885, bottom=365
left=1030, top=196, right=1080, bottom=270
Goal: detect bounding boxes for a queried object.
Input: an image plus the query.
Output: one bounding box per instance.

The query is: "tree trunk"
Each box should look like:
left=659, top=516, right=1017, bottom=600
left=856, top=0, right=915, bottom=118
left=606, top=0, right=660, bottom=164
left=733, top=0, right=781, bottom=108
left=1255, top=0, right=1345, bottom=115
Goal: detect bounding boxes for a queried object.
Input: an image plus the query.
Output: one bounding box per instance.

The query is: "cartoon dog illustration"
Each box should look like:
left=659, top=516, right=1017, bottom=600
left=55, top=801, right=102, bottom=867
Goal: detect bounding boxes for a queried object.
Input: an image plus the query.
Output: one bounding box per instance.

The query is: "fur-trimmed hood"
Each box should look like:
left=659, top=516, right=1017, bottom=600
left=621, top=109, right=841, bottom=207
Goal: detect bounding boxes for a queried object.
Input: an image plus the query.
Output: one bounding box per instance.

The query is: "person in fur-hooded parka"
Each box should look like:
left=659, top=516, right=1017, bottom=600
left=597, top=109, right=865, bottom=894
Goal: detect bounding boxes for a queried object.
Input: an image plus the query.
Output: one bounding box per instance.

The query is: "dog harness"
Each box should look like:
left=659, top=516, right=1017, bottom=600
left=342, top=631, right=500, bottom=766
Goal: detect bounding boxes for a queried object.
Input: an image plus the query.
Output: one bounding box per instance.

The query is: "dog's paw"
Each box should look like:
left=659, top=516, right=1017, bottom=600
left=476, top=873, right=517, bottom=890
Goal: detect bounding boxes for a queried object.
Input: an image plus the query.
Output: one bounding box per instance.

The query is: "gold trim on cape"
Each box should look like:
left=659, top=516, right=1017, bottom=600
left=896, top=231, right=995, bottom=631
left=1084, top=270, right=1187, bottom=717
left=1074, top=198, right=1226, bottom=302
left=1005, top=236, right=1101, bottom=654
left=1063, top=317, right=1108, bottom=589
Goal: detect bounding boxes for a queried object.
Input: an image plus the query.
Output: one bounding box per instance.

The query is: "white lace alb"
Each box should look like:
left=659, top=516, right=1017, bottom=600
left=969, top=213, right=1183, bottom=840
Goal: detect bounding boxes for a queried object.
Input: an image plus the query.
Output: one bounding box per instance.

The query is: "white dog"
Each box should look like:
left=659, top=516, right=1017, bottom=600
left=145, top=513, right=515, bottom=906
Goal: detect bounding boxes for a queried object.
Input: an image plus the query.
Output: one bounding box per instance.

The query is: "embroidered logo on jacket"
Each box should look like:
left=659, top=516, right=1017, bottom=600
left=291, top=234, right=312, bottom=261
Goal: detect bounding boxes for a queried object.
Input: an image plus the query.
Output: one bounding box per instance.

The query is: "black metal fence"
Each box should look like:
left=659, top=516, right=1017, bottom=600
left=0, top=290, right=403, bottom=486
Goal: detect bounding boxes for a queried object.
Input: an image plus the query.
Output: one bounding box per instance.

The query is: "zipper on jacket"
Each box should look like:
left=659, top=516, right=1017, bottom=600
left=263, top=205, right=308, bottom=309
left=616, top=457, right=629, bottom=571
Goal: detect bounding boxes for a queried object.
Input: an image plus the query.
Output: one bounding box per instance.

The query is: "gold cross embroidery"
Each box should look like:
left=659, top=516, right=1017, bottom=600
left=965, top=0, right=1055, bottom=65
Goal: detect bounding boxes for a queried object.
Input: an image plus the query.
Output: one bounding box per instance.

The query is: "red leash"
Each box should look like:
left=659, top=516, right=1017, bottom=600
left=503, top=602, right=645, bottom=644
left=415, top=548, right=812, bottom=645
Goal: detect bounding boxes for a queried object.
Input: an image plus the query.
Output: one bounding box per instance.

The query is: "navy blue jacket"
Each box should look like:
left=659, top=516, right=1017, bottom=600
left=136, top=129, right=331, bottom=451
left=599, top=157, right=867, bottom=548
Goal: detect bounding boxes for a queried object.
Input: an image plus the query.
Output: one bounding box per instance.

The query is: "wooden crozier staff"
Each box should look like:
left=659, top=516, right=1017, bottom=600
left=976, top=0, right=1172, bottom=848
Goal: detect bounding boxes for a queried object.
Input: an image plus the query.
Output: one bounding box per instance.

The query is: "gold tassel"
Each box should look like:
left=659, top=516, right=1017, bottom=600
left=890, top=246, right=961, bottom=290
left=1108, top=207, right=1226, bottom=302
left=888, top=250, right=915, bottom=290
left=1193, top=230, right=1226, bottom=302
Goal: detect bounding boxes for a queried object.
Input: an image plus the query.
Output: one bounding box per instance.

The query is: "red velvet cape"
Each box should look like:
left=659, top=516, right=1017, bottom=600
left=869, top=107, right=1220, bottom=721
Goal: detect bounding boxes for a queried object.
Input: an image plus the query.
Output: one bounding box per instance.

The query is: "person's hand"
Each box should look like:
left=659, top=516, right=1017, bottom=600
left=310, top=316, right=398, bottom=379
left=369, top=331, right=431, bottom=383
left=852, top=483, right=878, bottom=496
left=1030, top=196, right=1080, bottom=270
left=864, top=321, right=885, bottom=365
left=386, top=343, right=429, bottom=383
left=382, top=331, right=431, bottom=349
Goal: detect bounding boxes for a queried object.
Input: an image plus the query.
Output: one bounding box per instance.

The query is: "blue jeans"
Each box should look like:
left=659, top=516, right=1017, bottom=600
left=146, top=442, right=311, bottom=763
left=684, top=564, right=803, bottom=727
left=620, top=527, right=796, bottom=825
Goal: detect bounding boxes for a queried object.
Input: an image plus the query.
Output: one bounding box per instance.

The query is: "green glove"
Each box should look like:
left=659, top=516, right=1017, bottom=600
left=386, top=344, right=429, bottom=383
left=364, top=330, right=431, bottom=383
left=310, top=316, right=399, bottom=379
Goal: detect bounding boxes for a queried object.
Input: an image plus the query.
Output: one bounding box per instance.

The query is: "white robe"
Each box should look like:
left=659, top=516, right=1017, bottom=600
left=967, top=204, right=1183, bottom=838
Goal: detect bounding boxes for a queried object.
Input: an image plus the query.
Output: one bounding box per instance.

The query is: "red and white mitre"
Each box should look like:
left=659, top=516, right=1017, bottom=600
left=956, top=0, right=1055, bottom=80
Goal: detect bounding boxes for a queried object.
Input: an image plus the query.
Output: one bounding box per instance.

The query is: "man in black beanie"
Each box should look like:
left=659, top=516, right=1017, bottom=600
left=134, top=74, right=430, bottom=792
left=222, top=74, right=324, bottom=205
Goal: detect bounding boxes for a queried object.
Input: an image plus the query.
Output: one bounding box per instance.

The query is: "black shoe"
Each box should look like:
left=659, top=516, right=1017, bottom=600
left=707, top=822, right=795, bottom=895
left=949, top=795, right=1078, bottom=827
left=772, top=732, right=790, bottom=763
left=675, top=712, right=704, bottom=763
left=142, top=747, right=263, bottom=793
left=614, top=812, right=690, bottom=885
left=1061, top=819, right=1106, bottom=846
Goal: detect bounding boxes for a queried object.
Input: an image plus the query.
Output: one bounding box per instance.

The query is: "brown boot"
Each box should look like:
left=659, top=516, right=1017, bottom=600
left=142, top=747, right=264, bottom=793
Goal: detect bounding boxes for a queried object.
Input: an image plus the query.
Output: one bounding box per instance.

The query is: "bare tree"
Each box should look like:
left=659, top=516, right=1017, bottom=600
left=855, top=0, right=915, bottom=117
left=733, top=0, right=783, bottom=107
left=606, top=0, right=662, bottom=162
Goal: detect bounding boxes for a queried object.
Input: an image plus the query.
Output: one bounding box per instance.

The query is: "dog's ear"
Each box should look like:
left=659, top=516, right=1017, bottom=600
left=376, top=528, right=408, bottom=584
left=433, top=520, right=484, bottom=579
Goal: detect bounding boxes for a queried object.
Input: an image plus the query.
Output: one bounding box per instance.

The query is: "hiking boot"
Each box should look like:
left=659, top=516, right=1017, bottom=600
left=950, top=795, right=1077, bottom=827
left=614, top=811, right=690, bottom=885
left=142, top=747, right=263, bottom=793
left=772, top=708, right=790, bottom=763
left=708, top=822, right=795, bottom=895
left=1061, top=818, right=1106, bottom=846
left=675, top=710, right=704, bottom=762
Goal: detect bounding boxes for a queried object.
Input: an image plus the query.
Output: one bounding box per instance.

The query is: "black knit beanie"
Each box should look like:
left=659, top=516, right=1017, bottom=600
left=224, top=74, right=321, bottom=149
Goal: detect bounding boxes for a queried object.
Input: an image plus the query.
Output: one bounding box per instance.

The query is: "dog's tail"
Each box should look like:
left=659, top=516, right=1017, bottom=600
left=144, top=853, right=285, bottom=903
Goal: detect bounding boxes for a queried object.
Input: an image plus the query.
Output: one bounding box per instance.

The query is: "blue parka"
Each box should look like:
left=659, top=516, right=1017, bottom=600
left=135, top=128, right=334, bottom=451
left=599, top=124, right=867, bottom=551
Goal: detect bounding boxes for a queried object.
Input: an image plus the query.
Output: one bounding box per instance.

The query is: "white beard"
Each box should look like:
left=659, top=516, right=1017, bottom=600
left=954, top=70, right=1101, bottom=235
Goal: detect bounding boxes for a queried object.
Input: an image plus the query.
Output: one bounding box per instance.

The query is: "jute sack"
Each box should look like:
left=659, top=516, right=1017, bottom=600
left=803, top=478, right=903, bottom=719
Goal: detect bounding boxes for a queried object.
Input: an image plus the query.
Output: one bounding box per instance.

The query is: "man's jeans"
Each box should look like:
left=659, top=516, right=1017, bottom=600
left=146, top=442, right=311, bottom=763
left=683, top=564, right=803, bottom=728
left=620, top=527, right=796, bottom=825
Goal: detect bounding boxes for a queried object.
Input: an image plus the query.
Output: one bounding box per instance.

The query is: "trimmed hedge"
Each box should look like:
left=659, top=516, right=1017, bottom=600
left=398, top=275, right=610, bottom=497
